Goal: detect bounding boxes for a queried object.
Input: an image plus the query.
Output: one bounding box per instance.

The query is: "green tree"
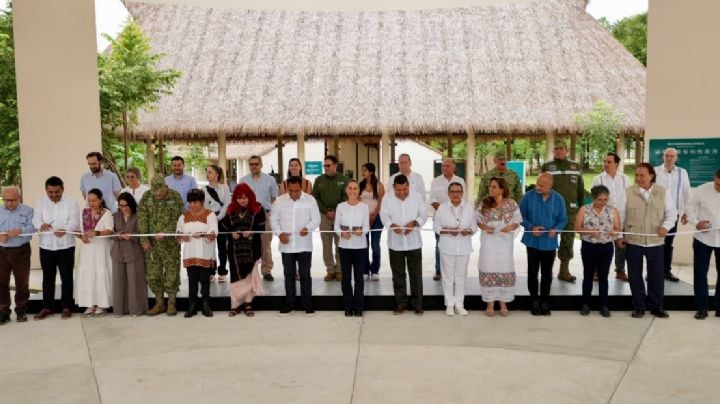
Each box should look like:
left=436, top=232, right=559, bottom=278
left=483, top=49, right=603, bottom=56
left=0, top=3, right=19, bottom=186
left=99, top=19, right=181, bottom=174
left=600, top=13, right=647, bottom=66
left=574, top=100, right=623, bottom=169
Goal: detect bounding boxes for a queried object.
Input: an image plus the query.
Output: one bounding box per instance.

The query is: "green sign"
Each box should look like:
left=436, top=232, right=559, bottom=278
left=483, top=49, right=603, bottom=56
left=507, top=161, right=526, bottom=194
left=649, top=138, right=720, bottom=187
left=304, top=161, right=323, bottom=175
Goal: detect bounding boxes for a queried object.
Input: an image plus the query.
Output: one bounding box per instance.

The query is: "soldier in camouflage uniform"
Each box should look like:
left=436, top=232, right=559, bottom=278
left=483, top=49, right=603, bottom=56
left=541, top=140, right=585, bottom=283
left=477, top=151, right=523, bottom=204
left=138, top=176, right=184, bottom=315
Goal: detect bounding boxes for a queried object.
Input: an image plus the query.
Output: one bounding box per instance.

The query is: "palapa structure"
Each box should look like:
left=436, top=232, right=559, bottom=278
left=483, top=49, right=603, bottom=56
left=124, top=0, right=646, bottom=192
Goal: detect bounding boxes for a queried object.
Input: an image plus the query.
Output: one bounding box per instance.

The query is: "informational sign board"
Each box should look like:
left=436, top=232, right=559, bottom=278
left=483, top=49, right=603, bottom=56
left=649, top=138, right=720, bottom=187
left=304, top=161, right=323, bottom=175
left=507, top=161, right=526, bottom=194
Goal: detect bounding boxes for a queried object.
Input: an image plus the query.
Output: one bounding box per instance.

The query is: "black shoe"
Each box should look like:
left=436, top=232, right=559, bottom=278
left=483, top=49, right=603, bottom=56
left=0, top=311, right=10, bottom=324
left=304, top=309, right=315, bottom=317
left=16, top=311, right=27, bottom=323
left=433, top=273, right=441, bottom=281
left=263, top=274, right=274, bottom=281
left=184, top=300, right=198, bottom=318
left=664, top=272, right=680, bottom=282
left=600, top=307, right=611, bottom=318
left=580, top=304, right=590, bottom=316
left=651, top=309, right=669, bottom=318
left=631, top=309, right=645, bottom=318
left=716, top=310, right=720, bottom=318
left=531, top=300, right=541, bottom=316
left=695, top=310, right=708, bottom=320
left=344, top=310, right=353, bottom=317
left=540, top=302, right=551, bottom=316
left=354, top=310, right=363, bottom=317
left=279, top=306, right=294, bottom=316
left=201, top=299, right=213, bottom=317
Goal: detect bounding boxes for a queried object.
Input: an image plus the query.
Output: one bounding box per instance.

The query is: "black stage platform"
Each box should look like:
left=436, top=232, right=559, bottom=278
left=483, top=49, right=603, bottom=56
left=27, top=275, right=708, bottom=313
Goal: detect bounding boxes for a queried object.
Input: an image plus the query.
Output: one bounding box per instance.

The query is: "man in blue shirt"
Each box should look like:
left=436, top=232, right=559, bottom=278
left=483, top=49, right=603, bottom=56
left=0, top=186, right=35, bottom=324
left=165, top=155, right=198, bottom=211
left=239, top=155, right=279, bottom=281
left=80, top=152, right=121, bottom=212
left=520, top=173, right=567, bottom=316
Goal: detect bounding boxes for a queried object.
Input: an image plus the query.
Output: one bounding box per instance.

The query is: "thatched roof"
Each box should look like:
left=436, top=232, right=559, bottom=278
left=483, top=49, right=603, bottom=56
left=125, top=0, right=646, bottom=141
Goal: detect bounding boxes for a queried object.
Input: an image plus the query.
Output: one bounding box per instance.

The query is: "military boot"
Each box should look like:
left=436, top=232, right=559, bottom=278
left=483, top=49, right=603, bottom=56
left=557, top=260, right=576, bottom=283
left=166, top=293, right=177, bottom=316
left=147, top=291, right=166, bottom=316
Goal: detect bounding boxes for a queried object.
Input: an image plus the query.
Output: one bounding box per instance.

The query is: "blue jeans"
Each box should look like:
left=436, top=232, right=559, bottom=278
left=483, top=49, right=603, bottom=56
left=365, top=216, right=383, bottom=275
left=693, top=239, right=720, bottom=312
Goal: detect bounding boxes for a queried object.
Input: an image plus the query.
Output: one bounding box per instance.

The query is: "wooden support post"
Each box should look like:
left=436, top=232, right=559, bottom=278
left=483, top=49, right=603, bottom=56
left=297, top=131, right=306, bottom=163
left=277, top=134, right=284, bottom=181
left=570, top=133, right=577, bottom=161
left=381, top=131, right=391, bottom=184
left=546, top=131, right=555, bottom=161
left=217, top=132, right=227, bottom=175
left=447, top=134, right=453, bottom=158
left=617, top=132, right=626, bottom=170
left=466, top=127, right=476, bottom=206
left=505, top=134, right=512, bottom=160
left=146, top=137, right=155, bottom=182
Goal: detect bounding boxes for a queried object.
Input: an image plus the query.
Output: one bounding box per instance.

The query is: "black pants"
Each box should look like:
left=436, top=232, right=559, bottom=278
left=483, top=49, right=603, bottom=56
left=339, top=248, right=367, bottom=311
left=626, top=244, right=664, bottom=311
left=581, top=241, right=613, bottom=307
left=526, top=247, right=556, bottom=302
left=388, top=248, right=423, bottom=309
left=663, top=219, right=678, bottom=275
left=39, top=247, right=75, bottom=310
left=212, top=233, right=229, bottom=276
left=693, top=239, right=720, bottom=312
left=186, top=266, right=210, bottom=301
left=282, top=252, right=312, bottom=310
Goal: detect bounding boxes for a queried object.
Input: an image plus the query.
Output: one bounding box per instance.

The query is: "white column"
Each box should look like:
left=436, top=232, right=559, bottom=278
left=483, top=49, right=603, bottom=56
left=217, top=132, right=227, bottom=175
left=466, top=128, right=476, bottom=206
left=546, top=131, right=555, bottom=160
left=297, top=131, right=306, bottom=162
left=381, top=131, right=391, bottom=184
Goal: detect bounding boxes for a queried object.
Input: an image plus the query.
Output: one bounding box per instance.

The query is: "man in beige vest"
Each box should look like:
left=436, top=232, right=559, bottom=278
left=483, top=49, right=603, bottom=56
left=618, top=163, right=676, bottom=319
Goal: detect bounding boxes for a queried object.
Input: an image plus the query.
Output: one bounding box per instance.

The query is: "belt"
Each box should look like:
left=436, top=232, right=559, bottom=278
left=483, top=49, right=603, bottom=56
left=0, top=244, right=30, bottom=251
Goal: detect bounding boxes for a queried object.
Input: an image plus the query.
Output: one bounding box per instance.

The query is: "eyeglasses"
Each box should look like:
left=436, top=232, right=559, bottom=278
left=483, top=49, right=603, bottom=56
left=249, top=162, right=260, bottom=166
left=125, top=175, right=136, bottom=179
left=118, top=203, right=129, bottom=207
left=449, top=191, right=463, bottom=194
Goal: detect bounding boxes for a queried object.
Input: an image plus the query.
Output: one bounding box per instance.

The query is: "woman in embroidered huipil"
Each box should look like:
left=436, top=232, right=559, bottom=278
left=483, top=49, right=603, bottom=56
left=221, top=183, right=266, bottom=317
left=75, top=188, right=115, bottom=317
left=177, top=189, right=218, bottom=318
left=477, top=177, right=522, bottom=316
left=575, top=185, right=621, bottom=317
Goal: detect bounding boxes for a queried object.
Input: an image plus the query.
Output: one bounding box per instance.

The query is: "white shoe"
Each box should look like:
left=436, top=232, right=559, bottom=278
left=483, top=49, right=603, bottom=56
left=455, top=306, right=469, bottom=316
left=371, top=273, right=380, bottom=281
left=446, top=306, right=455, bottom=316
left=363, top=274, right=370, bottom=281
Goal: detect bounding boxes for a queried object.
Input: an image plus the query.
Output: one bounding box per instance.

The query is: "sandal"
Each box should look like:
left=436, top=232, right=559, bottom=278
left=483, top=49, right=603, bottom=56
left=244, top=304, right=255, bottom=317
left=229, top=307, right=241, bottom=317
left=500, top=303, right=508, bottom=317
left=83, top=307, right=95, bottom=317
left=218, top=275, right=227, bottom=283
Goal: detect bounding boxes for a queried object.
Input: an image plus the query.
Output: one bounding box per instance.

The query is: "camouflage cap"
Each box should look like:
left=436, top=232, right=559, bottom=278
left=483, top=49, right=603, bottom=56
left=494, top=151, right=507, bottom=160
left=150, top=175, right=166, bottom=191
left=554, top=139, right=569, bottom=149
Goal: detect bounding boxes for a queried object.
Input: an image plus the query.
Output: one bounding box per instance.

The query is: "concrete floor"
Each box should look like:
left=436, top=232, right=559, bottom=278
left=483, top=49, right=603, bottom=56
left=3, top=228, right=719, bottom=403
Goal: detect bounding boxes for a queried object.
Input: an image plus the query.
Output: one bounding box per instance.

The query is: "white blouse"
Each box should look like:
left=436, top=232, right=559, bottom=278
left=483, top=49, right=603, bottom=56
left=202, top=183, right=231, bottom=220
left=334, top=202, right=370, bottom=249
left=120, top=185, right=150, bottom=203
left=433, top=201, right=477, bottom=256
left=176, top=210, right=218, bottom=268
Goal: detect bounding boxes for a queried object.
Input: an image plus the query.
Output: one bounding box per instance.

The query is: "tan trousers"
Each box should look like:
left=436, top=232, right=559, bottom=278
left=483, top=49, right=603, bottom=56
left=260, top=212, right=274, bottom=275
left=320, top=212, right=340, bottom=274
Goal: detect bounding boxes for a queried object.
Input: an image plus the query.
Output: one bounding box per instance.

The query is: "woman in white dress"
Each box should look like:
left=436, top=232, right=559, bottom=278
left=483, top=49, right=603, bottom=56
left=75, top=188, right=115, bottom=317
left=477, top=177, right=522, bottom=317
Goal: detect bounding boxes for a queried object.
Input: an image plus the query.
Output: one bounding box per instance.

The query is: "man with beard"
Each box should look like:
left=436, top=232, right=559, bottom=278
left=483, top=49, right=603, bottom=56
left=80, top=152, right=121, bottom=212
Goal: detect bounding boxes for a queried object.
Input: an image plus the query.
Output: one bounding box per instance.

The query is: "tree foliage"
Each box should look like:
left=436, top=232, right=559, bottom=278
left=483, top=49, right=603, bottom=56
left=0, top=4, right=19, bottom=186
left=98, top=19, right=181, bottom=175
left=602, top=13, right=647, bottom=66
left=574, top=100, right=623, bottom=169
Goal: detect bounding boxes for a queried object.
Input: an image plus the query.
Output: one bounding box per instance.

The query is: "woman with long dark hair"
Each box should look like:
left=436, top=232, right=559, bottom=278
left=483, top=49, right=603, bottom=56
left=279, top=158, right=313, bottom=195
left=222, top=183, right=266, bottom=317
left=359, top=162, right=385, bottom=280
left=75, top=188, right=115, bottom=317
